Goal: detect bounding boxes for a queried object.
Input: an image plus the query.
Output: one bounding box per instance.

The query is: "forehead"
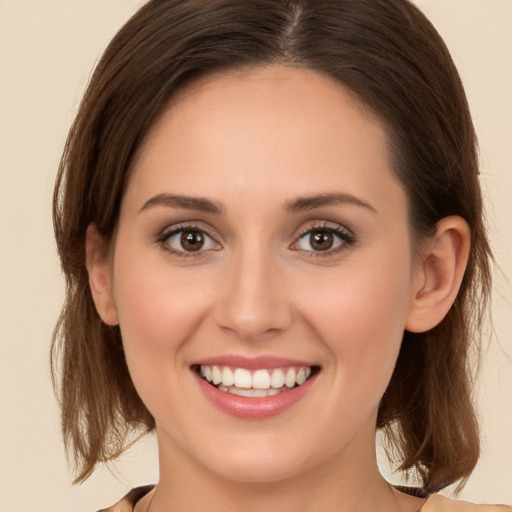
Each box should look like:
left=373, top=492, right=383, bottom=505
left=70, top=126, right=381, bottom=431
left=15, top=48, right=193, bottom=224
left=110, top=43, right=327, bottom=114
left=147, top=65, right=384, bottom=150
left=126, top=65, right=403, bottom=217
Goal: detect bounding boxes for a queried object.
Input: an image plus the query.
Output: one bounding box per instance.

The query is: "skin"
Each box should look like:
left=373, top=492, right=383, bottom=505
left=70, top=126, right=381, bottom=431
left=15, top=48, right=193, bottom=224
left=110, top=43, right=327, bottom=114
left=87, top=65, right=470, bottom=512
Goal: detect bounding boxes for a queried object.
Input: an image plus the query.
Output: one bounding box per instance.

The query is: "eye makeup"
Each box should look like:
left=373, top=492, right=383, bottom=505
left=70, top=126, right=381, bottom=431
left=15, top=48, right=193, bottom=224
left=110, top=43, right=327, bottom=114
left=153, top=219, right=357, bottom=260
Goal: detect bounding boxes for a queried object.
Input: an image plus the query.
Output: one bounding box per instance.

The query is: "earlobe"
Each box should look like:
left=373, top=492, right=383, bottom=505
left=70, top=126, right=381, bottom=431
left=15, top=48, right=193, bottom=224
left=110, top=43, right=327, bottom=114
left=405, top=216, right=470, bottom=333
left=85, top=224, right=119, bottom=326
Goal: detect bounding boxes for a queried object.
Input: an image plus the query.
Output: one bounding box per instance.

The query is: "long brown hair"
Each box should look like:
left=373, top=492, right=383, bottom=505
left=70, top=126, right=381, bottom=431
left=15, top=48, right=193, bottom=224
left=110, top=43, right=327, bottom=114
left=52, top=0, right=492, bottom=490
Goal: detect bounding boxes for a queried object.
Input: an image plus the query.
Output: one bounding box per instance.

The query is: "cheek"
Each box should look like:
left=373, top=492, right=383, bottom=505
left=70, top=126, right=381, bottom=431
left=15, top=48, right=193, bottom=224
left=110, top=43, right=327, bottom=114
left=110, top=251, right=213, bottom=405
left=297, top=253, right=413, bottom=405
left=113, top=251, right=210, bottom=349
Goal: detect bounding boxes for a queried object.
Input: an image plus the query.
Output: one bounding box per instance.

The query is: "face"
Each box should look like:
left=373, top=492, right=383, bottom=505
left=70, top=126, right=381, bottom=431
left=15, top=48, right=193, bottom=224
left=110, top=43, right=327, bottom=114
left=99, top=65, right=423, bottom=484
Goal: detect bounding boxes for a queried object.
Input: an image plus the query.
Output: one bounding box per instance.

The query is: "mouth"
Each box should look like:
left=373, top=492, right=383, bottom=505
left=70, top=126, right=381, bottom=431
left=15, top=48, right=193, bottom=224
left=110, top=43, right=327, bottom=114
left=192, top=364, right=321, bottom=398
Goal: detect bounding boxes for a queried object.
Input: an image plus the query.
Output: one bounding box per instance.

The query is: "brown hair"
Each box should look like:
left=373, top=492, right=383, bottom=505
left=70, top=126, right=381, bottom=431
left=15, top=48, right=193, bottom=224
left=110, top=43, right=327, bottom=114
left=52, top=0, right=492, bottom=490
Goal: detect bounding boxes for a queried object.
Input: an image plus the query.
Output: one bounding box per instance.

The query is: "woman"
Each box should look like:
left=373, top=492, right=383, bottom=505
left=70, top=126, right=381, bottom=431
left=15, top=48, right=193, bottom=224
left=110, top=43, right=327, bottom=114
left=51, top=1, right=510, bottom=511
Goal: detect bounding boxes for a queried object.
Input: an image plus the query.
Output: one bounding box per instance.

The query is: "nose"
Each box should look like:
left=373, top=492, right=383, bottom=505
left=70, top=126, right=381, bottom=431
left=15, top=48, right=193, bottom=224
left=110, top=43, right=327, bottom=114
left=213, top=245, right=293, bottom=342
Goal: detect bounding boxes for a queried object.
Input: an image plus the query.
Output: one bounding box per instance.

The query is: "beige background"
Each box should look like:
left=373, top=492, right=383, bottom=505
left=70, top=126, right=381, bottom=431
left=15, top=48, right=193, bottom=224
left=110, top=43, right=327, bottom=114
left=0, top=1, right=511, bottom=511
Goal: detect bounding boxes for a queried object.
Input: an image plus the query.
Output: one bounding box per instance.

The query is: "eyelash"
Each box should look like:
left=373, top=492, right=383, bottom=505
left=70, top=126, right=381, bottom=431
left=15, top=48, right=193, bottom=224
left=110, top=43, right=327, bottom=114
left=155, top=222, right=356, bottom=259
left=156, top=223, right=221, bottom=258
left=292, top=223, right=356, bottom=258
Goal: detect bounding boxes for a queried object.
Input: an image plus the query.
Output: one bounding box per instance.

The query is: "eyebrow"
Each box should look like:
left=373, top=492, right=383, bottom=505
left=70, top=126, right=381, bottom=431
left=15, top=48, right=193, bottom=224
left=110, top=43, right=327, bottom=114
left=284, top=192, right=377, bottom=214
left=139, top=191, right=376, bottom=216
left=140, top=193, right=223, bottom=214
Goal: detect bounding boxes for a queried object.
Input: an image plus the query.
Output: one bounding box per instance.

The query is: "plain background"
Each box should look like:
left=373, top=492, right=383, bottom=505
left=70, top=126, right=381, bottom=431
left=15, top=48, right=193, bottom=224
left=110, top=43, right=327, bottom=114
left=0, top=1, right=511, bottom=511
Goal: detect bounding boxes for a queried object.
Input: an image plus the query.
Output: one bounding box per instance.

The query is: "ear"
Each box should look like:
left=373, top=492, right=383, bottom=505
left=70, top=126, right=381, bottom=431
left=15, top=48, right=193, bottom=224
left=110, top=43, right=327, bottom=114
left=405, top=216, right=470, bottom=333
left=85, top=224, right=119, bottom=326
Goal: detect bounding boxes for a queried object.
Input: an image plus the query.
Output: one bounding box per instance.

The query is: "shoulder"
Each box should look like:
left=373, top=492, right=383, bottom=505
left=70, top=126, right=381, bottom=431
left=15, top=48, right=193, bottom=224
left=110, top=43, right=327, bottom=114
left=422, top=494, right=511, bottom=512
left=96, top=485, right=155, bottom=512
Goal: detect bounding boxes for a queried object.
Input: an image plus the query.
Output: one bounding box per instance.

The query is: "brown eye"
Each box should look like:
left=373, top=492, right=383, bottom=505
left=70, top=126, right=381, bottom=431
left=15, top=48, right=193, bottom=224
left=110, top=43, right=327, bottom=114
left=309, top=230, right=334, bottom=251
left=293, top=225, right=354, bottom=255
left=180, top=230, right=205, bottom=251
left=161, top=227, right=219, bottom=255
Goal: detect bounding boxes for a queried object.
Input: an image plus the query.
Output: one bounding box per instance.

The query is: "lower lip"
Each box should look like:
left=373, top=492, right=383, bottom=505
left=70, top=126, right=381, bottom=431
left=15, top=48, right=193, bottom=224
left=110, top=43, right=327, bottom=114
left=195, top=371, right=317, bottom=420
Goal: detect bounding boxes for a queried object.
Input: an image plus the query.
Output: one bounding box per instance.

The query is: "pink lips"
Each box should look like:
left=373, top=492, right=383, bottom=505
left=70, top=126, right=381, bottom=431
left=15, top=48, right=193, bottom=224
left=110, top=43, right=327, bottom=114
left=194, top=354, right=314, bottom=369
left=193, top=355, right=318, bottom=420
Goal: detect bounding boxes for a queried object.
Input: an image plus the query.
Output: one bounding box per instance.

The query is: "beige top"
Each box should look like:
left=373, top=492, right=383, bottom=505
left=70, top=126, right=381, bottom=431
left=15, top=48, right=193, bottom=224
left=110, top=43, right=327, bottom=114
left=97, top=485, right=511, bottom=512
left=422, top=494, right=511, bottom=512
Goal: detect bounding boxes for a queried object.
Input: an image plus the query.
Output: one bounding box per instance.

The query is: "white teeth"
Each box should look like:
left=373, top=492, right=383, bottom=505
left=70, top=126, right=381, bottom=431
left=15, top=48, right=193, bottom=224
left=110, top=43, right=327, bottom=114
left=233, top=368, right=252, bottom=389
left=199, top=364, right=314, bottom=394
left=270, top=369, right=285, bottom=388
left=284, top=368, right=296, bottom=388
left=252, top=369, right=271, bottom=389
left=221, top=366, right=234, bottom=386
left=229, top=388, right=272, bottom=397
left=296, top=368, right=306, bottom=385
left=228, top=387, right=285, bottom=398
left=212, top=366, right=222, bottom=385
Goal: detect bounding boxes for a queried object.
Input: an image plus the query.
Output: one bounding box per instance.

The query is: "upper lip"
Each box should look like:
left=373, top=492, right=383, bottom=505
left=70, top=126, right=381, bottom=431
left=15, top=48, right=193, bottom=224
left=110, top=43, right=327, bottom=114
left=192, top=354, right=317, bottom=370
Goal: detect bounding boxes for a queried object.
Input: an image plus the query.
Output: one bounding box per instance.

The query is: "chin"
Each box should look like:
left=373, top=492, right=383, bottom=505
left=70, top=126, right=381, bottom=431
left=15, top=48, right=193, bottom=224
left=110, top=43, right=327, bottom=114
left=192, top=432, right=323, bottom=485
left=210, top=456, right=313, bottom=485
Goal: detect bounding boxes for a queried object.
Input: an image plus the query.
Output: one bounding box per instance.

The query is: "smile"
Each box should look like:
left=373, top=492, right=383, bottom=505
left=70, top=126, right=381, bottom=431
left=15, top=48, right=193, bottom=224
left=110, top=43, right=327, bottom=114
left=197, top=365, right=316, bottom=397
